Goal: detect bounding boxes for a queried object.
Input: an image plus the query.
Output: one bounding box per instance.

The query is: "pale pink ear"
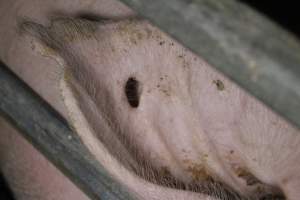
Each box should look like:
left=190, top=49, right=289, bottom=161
left=19, top=20, right=58, bottom=51
left=19, top=17, right=99, bottom=47
left=18, top=17, right=100, bottom=69
left=18, top=19, right=68, bottom=68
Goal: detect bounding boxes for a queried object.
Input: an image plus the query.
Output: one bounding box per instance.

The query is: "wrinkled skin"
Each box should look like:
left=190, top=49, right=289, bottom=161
left=0, top=1, right=299, bottom=200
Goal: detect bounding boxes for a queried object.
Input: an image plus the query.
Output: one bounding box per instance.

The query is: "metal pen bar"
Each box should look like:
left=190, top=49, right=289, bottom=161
left=117, top=0, right=300, bottom=129
left=0, top=62, right=135, bottom=200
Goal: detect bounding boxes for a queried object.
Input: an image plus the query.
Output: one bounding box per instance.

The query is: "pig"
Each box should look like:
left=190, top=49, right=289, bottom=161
left=0, top=0, right=299, bottom=200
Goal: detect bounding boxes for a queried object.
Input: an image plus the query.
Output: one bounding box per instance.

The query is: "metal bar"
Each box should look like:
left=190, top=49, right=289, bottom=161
left=0, top=61, right=135, bottom=200
left=117, top=0, right=300, bottom=129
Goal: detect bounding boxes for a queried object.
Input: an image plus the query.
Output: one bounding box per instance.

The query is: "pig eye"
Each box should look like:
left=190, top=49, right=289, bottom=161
left=125, top=77, right=141, bottom=108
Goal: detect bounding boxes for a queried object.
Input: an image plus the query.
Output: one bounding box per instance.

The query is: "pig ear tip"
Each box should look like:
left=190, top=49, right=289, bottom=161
left=16, top=18, right=43, bottom=36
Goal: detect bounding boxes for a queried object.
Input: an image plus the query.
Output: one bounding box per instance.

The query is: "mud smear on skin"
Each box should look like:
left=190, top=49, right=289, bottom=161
left=18, top=17, right=286, bottom=200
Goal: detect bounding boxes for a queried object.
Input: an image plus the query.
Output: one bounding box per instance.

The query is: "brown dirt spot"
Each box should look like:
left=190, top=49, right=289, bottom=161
left=235, top=167, right=261, bottom=186
left=213, top=79, right=225, bottom=91
left=186, top=163, right=211, bottom=181
left=161, top=89, right=171, bottom=97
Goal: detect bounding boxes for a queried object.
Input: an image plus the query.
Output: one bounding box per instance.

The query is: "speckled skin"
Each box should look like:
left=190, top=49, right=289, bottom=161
left=0, top=1, right=299, bottom=200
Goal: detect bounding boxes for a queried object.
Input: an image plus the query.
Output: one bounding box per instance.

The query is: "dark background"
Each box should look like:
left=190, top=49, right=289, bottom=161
left=0, top=1, right=298, bottom=200
left=240, top=1, right=300, bottom=37
left=0, top=172, right=14, bottom=199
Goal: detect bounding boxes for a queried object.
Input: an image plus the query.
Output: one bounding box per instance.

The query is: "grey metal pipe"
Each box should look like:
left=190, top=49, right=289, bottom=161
left=0, top=61, right=135, bottom=200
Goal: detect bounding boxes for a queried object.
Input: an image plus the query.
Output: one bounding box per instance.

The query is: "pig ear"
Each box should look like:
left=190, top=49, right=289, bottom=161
left=19, top=17, right=99, bottom=49
left=18, top=19, right=66, bottom=66
left=18, top=18, right=99, bottom=65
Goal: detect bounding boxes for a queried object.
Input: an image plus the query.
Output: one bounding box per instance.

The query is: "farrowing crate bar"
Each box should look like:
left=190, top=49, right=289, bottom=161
left=0, top=0, right=299, bottom=199
left=0, top=62, right=135, bottom=200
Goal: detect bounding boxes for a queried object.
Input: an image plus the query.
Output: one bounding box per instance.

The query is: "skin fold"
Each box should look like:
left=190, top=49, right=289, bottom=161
left=0, top=0, right=299, bottom=200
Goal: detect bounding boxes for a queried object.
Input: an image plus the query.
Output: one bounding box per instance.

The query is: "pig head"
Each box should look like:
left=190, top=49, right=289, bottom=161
left=17, top=16, right=300, bottom=200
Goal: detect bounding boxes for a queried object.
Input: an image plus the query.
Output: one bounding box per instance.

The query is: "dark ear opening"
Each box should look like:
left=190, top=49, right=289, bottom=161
left=125, top=77, right=142, bottom=108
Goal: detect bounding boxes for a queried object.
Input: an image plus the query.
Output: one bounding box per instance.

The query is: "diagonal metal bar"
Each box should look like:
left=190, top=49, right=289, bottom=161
left=117, top=0, right=300, bottom=129
left=0, top=61, right=135, bottom=200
